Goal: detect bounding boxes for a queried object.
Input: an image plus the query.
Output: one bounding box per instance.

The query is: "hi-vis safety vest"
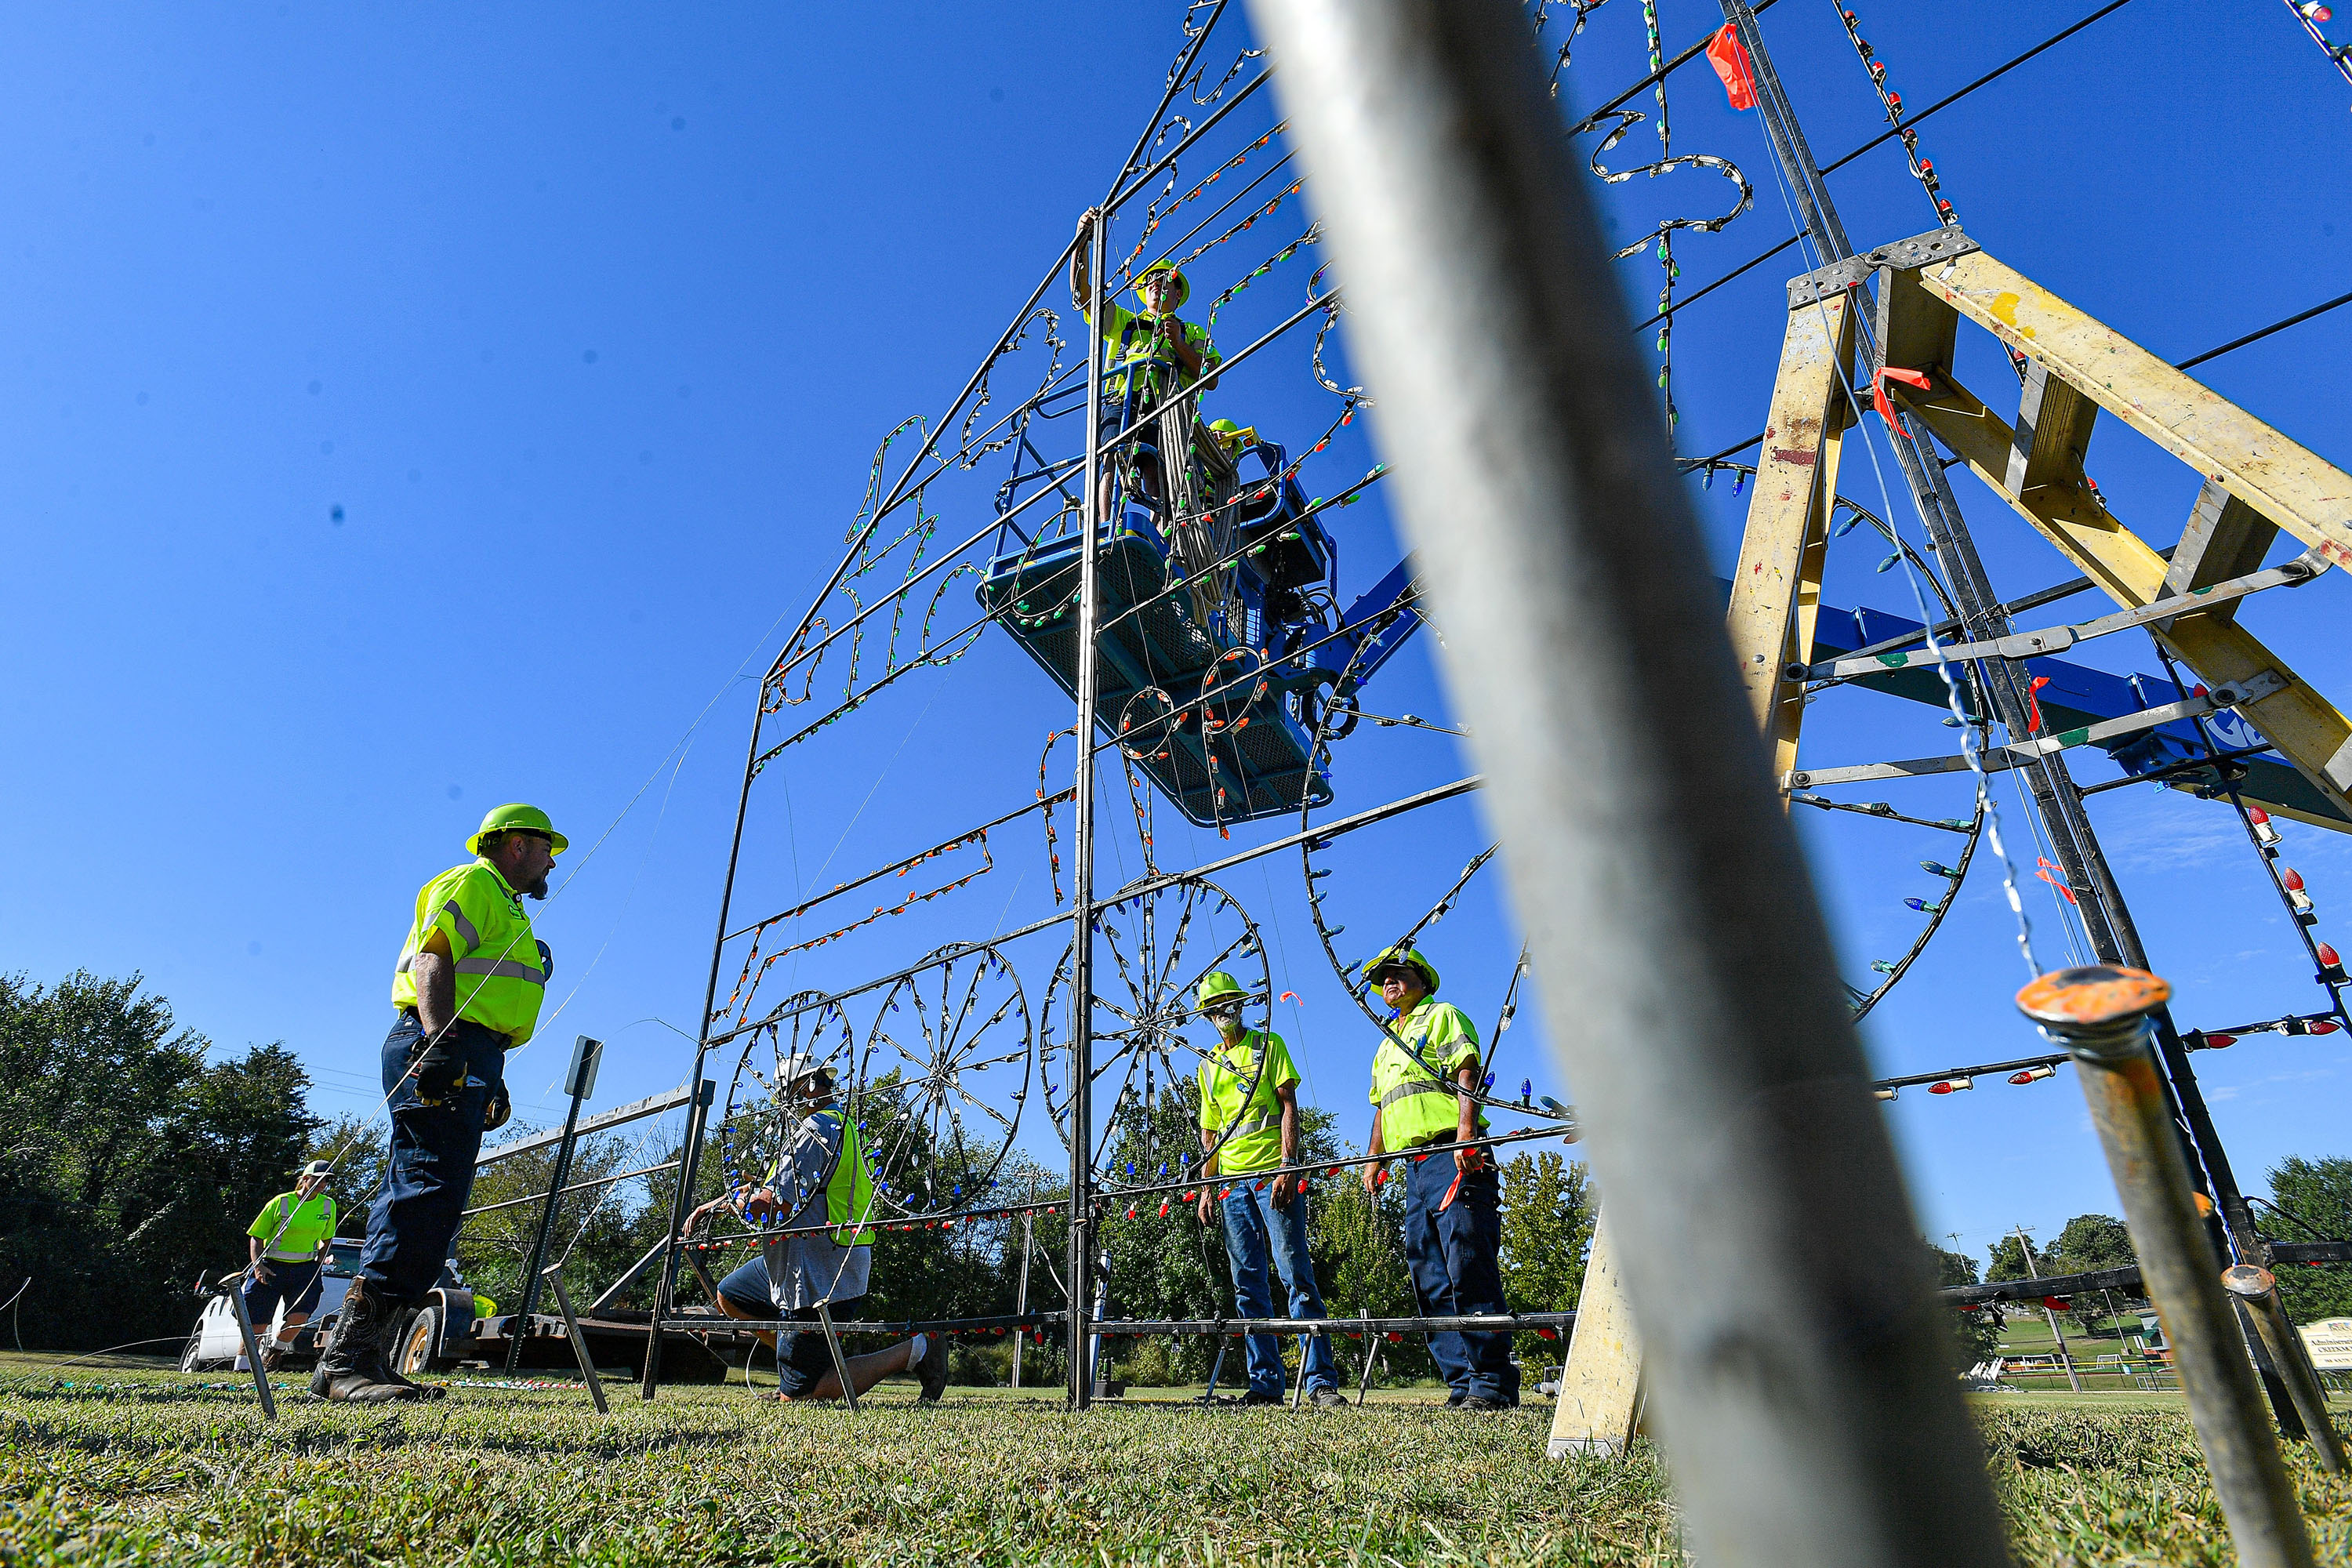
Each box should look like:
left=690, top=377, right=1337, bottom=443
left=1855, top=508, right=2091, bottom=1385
left=815, top=1110, right=877, bottom=1247
left=1089, top=303, right=1220, bottom=405
left=1368, top=1000, right=1486, bottom=1150
left=1196, top=1030, right=1297, bottom=1176
left=391, top=860, right=546, bottom=1047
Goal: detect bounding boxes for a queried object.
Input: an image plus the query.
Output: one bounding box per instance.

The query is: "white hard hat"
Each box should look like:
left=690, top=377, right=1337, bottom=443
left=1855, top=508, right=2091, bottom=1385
left=781, top=1052, right=836, bottom=1089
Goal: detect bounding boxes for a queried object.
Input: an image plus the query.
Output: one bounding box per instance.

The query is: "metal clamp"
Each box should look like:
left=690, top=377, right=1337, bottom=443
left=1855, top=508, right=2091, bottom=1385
left=1788, top=226, right=1981, bottom=308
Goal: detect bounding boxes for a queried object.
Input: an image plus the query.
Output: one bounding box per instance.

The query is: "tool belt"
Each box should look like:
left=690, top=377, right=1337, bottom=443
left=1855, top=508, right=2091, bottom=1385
left=397, top=1009, right=513, bottom=1049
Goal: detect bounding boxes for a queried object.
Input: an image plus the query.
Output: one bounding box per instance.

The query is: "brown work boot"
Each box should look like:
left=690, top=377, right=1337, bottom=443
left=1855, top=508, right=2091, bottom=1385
left=310, top=1280, right=423, bottom=1403
left=364, top=1312, right=447, bottom=1401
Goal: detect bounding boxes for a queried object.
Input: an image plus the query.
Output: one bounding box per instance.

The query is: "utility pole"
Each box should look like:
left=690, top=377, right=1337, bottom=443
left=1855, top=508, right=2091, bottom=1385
left=2013, top=1226, right=2082, bottom=1394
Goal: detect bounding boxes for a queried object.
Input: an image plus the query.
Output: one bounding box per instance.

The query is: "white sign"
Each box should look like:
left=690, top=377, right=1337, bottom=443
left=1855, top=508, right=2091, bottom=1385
left=2298, top=1319, right=2352, bottom=1370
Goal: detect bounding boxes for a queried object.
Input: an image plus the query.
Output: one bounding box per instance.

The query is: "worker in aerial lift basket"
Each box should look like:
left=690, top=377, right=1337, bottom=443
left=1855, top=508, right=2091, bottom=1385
left=1360, top=946, right=1519, bottom=1410
left=1192, top=971, right=1347, bottom=1409
left=312, top=804, right=559, bottom=1403
left=682, top=1053, right=950, bottom=1403
left=1071, top=207, right=1221, bottom=517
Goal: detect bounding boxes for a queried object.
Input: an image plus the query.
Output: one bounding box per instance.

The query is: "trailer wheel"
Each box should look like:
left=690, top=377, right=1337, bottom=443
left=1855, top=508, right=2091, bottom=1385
left=393, top=1305, right=441, bottom=1377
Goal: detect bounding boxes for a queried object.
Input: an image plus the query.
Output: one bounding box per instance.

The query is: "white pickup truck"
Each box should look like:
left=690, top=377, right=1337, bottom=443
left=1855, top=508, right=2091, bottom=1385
left=181, top=1239, right=495, bottom=1377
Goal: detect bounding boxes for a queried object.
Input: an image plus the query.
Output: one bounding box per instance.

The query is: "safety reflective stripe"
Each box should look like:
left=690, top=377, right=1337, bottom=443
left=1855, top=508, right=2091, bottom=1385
left=1228, top=1114, right=1279, bottom=1138
left=441, top=899, right=481, bottom=948
left=394, top=955, right=413, bottom=974
left=1380, top=1079, right=1457, bottom=1111
left=454, top=957, right=544, bottom=982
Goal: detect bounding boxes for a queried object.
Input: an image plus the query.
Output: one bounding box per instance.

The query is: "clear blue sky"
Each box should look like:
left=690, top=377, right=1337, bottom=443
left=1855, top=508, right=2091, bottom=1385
left=5, top=0, right=2347, bottom=1272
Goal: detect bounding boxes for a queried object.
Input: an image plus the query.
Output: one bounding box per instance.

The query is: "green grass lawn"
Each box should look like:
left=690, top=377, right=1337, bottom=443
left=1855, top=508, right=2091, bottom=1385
left=7, top=1352, right=2352, bottom=1564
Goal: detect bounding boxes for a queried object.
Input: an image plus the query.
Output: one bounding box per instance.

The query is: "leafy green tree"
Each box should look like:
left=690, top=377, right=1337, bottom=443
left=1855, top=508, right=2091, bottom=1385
left=1308, top=1149, right=1432, bottom=1383
left=2267, top=1156, right=2352, bottom=1321
left=1985, top=1232, right=2056, bottom=1284
left=1926, top=1244, right=2001, bottom=1366
left=2049, top=1214, right=2135, bottom=1276
left=1929, top=1244, right=1980, bottom=1287
left=456, top=1127, right=666, bottom=1313
left=1497, top=1152, right=1591, bottom=1360
left=0, top=972, right=318, bottom=1352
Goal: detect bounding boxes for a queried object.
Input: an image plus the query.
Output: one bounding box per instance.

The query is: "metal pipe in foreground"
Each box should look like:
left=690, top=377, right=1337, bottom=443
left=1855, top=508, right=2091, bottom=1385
left=2019, top=966, right=2314, bottom=1567
left=1245, top=1, right=2009, bottom=1563
left=2227, top=1264, right=2347, bottom=1475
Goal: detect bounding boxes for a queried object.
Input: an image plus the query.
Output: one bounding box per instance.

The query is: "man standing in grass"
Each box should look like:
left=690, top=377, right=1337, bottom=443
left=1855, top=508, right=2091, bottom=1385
left=1361, top=946, right=1518, bottom=1410
left=314, top=804, right=560, bottom=1403
left=1194, top=971, right=1345, bottom=1409
left=683, top=1054, right=949, bottom=1403
left=239, top=1160, right=336, bottom=1370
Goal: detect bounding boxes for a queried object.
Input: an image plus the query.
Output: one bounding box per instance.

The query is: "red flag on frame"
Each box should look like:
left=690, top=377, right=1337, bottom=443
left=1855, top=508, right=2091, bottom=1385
left=1707, top=24, right=1759, bottom=111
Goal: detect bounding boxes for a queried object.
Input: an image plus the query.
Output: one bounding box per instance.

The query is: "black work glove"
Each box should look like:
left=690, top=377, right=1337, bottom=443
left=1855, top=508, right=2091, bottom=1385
left=483, top=1082, right=511, bottom=1132
left=412, top=1033, right=466, bottom=1105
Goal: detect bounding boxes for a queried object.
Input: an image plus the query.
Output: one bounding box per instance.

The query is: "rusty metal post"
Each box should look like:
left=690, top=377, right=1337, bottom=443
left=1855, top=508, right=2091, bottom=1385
left=2227, top=1264, right=2347, bottom=1473
left=2020, top=966, right=2314, bottom=1566
left=1247, top=0, right=2010, bottom=1562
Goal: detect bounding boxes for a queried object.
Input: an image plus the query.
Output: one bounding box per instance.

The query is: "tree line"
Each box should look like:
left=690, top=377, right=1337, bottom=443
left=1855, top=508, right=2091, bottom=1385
left=8, top=971, right=2349, bottom=1379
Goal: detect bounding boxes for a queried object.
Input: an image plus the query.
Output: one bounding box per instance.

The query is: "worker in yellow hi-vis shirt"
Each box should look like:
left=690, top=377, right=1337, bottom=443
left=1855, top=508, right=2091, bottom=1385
left=240, top=1160, right=336, bottom=1370
left=313, top=804, right=561, bottom=1404
left=1193, top=971, right=1344, bottom=1408
left=1362, top=946, right=1518, bottom=1410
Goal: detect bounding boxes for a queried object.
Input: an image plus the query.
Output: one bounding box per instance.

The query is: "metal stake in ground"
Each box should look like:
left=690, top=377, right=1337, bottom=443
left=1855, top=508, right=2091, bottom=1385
left=223, top=1276, right=278, bottom=1421
left=2019, top=965, right=2314, bottom=1567
left=510, top=1034, right=603, bottom=1374
left=2225, top=1263, right=2347, bottom=1472
left=1248, top=0, right=2011, bottom=1561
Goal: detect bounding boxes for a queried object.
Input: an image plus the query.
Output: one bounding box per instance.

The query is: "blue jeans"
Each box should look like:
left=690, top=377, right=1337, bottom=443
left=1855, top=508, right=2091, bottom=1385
left=358, top=1013, right=504, bottom=1304
left=1403, top=1147, right=1519, bottom=1404
left=1220, top=1183, right=1338, bottom=1397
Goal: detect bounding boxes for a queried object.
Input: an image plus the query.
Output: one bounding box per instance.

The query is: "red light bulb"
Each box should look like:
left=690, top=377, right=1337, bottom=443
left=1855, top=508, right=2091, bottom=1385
left=2284, top=868, right=2307, bottom=891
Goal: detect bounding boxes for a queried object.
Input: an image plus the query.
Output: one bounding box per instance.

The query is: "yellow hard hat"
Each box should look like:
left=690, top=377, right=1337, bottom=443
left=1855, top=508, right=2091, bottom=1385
left=467, top=803, right=568, bottom=856
left=1196, top=971, right=1247, bottom=1009
left=1363, top=946, right=1439, bottom=996
left=1135, top=260, right=1190, bottom=310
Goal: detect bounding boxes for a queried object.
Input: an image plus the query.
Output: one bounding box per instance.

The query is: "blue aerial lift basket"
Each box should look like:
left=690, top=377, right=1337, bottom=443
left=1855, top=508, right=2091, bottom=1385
left=979, top=429, right=1414, bottom=828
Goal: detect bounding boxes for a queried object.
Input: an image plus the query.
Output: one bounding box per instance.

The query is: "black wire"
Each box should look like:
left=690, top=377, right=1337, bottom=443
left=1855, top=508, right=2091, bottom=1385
left=1634, top=0, right=2140, bottom=343
left=1565, top=0, right=1786, bottom=138
left=1632, top=233, right=1801, bottom=335
left=2176, top=290, right=2352, bottom=372
left=1817, top=0, right=2143, bottom=176
left=1679, top=432, right=1766, bottom=468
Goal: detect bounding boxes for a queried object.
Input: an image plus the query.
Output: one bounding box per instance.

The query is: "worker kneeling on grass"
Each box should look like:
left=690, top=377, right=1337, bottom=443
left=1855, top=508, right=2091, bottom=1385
left=239, top=1160, right=337, bottom=1370
left=1361, top=946, right=1519, bottom=1411
left=683, top=1054, right=949, bottom=1403
left=314, top=804, right=559, bottom=1403
left=1194, top=971, right=1345, bottom=1408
